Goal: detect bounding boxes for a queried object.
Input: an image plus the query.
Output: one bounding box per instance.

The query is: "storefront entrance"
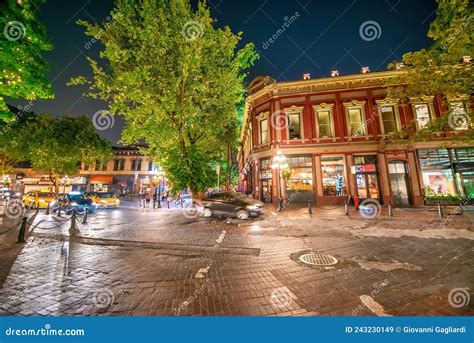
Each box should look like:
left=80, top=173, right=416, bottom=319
left=388, top=161, right=412, bottom=206
left=354, top=155, right=382, bottom=201
left=260, top=158, right=273, bottom=203
left=261, top=179, right=272, bottom=203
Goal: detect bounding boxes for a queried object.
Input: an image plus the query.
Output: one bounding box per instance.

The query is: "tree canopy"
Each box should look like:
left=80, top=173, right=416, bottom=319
left=70, top=0, right=258, bottom=193
left=0, top=0, right=54, bottom=122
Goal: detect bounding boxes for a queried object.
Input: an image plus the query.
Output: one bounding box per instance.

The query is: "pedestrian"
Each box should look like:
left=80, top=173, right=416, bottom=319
left=152, top=192, right=157, bottom=209
left=145, top=192, right=151, bottom=208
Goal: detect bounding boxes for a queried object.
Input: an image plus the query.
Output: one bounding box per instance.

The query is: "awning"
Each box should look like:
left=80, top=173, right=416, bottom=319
left=89, top=176, right=113, bottom=184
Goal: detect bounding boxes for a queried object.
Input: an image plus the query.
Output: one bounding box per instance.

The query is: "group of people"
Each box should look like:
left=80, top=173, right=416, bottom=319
left=140, top=190, right=171, bottom=208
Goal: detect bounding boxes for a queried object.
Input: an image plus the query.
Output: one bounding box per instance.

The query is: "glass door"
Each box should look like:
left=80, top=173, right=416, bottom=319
left=261, top=179, right=272, bottom=203
left=389, top=161, right=412, bottom=206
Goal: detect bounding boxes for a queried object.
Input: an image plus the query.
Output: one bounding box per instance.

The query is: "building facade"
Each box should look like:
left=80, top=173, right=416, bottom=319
left=79, top=145, right=161, bottom=194
left=238, top=70, right=473, bottom=207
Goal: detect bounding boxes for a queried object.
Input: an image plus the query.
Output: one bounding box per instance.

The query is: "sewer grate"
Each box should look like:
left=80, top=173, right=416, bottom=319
left=298, top=253, right=338, bottom=266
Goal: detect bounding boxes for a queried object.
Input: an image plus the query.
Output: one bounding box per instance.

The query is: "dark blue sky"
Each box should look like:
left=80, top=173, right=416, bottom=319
left=12, top=0, right=437, bottom=142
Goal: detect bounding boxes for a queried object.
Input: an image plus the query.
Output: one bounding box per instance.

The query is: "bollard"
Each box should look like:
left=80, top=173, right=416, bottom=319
left=167, top=198, right=170, bottom=209
left=70, top=207, right=77, bottom=231
left=437, top=202, right=443, bottom=218
left=388, top=201, right=393, bottom=217
left=308, top=201, right=312, bottom=215
left=45, top=203, right=50, bottom=215
left=57, top=206, right=62, bottom=217
left=344, top=201, right=349, bottom=216
left=16, top=217, right=27, bottom=243
left=82, top=208, right=88, bottom=224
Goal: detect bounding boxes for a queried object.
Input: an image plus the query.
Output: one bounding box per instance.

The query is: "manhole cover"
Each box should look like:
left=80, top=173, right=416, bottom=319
left=298, top=253, right=338, bottom=266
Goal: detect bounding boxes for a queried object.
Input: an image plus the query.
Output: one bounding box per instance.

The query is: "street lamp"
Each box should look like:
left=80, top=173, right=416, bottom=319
left=155, top=169, right=166, bottom=208
left=271, top=148, right=288, bottom=212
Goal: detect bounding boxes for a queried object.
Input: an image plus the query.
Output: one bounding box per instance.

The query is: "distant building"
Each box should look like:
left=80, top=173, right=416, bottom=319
left=238, top=71, right=473, bottom=207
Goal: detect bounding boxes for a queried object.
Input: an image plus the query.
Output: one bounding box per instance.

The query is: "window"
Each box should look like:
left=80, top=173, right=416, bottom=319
left=344, top=101, right=366, bottom=136
left=113, top=159, right=119, bottom=171
left=321, top=156, right=346, bottom=196
left=449, top=101, right=470, bottom=130
left=287, top=112, right=302, bottom=140
left=380, top=105, right=399, bottom=134
left=131, top=159, right=137, bottom=171
left=95, top=161, right=101, bottom=171
left=148, top=161, right=153, bottom=171
left=102, top=162, right=107, bottom=171
left=418, top=149, right=457, bottom=196
left=285, top=156, right=313, bottom=191
left=259, top=118, right=269, bottom=144
left=119, top=159, right=125, bottom=171
left=137, top=159, right=142, bottom=171
left=413, top=104, right=431, bottom=130
left=314, top=104, right=335, bottom=138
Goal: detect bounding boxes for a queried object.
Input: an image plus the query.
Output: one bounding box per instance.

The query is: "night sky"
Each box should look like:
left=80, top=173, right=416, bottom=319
left=10, top=0, right=437, bottom=143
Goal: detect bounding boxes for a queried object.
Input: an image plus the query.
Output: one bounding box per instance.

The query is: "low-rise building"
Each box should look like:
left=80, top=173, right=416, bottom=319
left=238, top=70, right=473, bottom=207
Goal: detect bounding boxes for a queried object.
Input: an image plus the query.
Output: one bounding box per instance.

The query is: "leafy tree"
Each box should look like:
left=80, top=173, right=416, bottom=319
left=70, top=0, right=258, bottom=194
left=387, top=0, right=473, bottom=143
left=14, top=114, right=112, bottom=193
left=0, top=0, right=54, bottom=121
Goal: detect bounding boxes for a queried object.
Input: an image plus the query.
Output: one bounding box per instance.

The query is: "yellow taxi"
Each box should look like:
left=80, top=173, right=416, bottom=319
left=23, top=190, right=56, bottom=209
left=85, top=192, right=120, bottom=208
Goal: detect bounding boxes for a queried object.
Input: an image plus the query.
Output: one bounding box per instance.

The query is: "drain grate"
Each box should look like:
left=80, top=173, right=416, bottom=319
left=298, top=253, right=338, bottom=266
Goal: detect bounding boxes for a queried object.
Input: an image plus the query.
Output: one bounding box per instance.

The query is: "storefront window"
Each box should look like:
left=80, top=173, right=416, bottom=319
left=417, top=149, right=457, bottom=196
left=321, top=156, right=346, bottom=196
left=286, top=156, right=313, bottom=191
left=452, top=148, right=474, bottom=197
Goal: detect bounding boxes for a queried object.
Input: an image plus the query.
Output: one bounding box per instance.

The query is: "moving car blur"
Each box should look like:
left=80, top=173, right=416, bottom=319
left=51, top=192, right=97, bottom=214
left=200, top=192, right=264, bottom=219
left=85, top=192, right=120, bottom=208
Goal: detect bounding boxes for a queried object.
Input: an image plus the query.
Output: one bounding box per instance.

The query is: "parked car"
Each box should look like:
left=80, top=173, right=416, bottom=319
left=0, top=189, right=19, bottom=201
left=200, top=192, right=263, bottom=219
left=84, top=192, right=120, bottom=208
left=51, top=192, right=97, bottom=214
left=23, top=190, right=55, bottom=208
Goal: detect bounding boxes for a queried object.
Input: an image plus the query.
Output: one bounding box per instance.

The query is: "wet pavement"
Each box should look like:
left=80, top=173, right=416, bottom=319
left=0, top=201, right=472, bottom=316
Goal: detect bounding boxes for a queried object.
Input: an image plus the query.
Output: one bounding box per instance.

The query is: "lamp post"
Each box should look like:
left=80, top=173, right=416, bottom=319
left=156, top=169, right=165, bottom=208
left=272, top=148, right=288, bottom=212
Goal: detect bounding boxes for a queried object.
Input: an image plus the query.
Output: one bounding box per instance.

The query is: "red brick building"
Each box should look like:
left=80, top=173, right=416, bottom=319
left=238, top=70, right=473, bottom=207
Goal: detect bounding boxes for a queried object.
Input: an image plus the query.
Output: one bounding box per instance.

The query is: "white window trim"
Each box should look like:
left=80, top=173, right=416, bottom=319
left=410, top=96, right=435, bottom=131
left=375, top=99, right=402, bottom=135
left=284, top=105, right=305, bottom=140
left=343, top=100, right=367, bottom=137
left=313, top=103, right=335, bottom=138
left=256, top=111, right=270, bottom=145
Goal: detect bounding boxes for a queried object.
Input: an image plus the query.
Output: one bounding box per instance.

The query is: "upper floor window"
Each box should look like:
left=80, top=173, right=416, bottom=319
left=378, top=103, right=400, bottom=134
left=286, top=106, right=304, bottom=140
left=136, top=159, right=142, bottom=171
left=131, top=159, right=137, bottom=171
left=449, top=100, right=470, bottom=130
left=119, top=159, right=125, bottom=171
left=148, top=161, right=153, bottom=171
left=413, top=104, right=432, bottom=130
left=113, top=159, right=119, bottom=171
left=344, top=101, right=366, bottom=136
left=257, top=112, right=269, bottom=145
left=313, top=103, right=334, bottom=138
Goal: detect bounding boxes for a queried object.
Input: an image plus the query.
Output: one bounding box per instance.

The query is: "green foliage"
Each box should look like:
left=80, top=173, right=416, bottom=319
left=387, top=0, right=473, bottom=143
left=0, top=0, right=54, bottom=121
left=14, top=114, right=112, bottom=192
left=70, top=0, right=258, bottom=193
